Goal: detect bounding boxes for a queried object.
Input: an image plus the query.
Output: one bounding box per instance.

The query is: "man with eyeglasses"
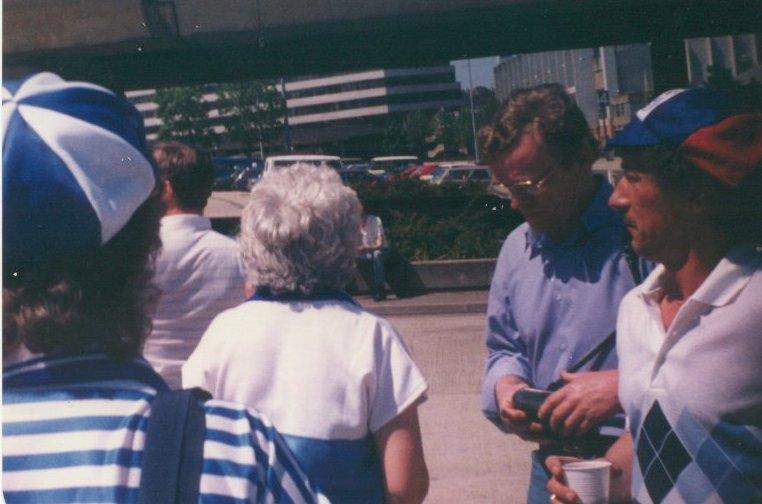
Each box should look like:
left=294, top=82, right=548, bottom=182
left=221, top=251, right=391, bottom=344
left=478, top=83, right=649, bottom=503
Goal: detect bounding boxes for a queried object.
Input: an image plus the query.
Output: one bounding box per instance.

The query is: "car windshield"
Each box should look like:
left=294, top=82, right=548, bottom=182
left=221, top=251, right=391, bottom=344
left=431, top=167, right=446, bottom=181
left=372, top=160, right=416, bottom=174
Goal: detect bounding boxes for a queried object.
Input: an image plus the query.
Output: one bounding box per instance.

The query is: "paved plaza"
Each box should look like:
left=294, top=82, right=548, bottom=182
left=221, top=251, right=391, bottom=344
left=385, top=311, right=533, bottom=503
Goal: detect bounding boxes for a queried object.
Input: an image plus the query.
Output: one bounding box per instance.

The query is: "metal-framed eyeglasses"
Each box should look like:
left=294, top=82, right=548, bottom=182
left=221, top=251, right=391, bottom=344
left=488, top=164, right=561, bottom=200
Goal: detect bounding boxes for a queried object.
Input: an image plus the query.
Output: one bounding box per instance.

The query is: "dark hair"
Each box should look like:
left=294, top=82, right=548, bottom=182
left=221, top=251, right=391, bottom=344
left=152, top=141, right=214, bottom=211
left=479, top=83, right=598, bottom=166
left=619, top=145, right=762, bottom=246
left=3, top=189, right=163, bottom=360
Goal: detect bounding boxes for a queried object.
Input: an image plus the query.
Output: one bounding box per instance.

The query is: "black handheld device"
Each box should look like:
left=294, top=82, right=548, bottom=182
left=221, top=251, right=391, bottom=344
left=512, top=388, right=552, bottom=421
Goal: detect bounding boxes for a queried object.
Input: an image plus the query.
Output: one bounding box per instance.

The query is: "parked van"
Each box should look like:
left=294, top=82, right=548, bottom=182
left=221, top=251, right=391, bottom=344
left=264, top=154, right=343, bottom=173
left=369, top=156, right=419, bottom=176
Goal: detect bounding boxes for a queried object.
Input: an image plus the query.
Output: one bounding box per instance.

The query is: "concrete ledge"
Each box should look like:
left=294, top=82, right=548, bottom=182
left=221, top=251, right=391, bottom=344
left=412, top=258, right=496, bottom=291
left=366, top=301, right=488, bottom=317
left=352, top=257, right=496, bottom=294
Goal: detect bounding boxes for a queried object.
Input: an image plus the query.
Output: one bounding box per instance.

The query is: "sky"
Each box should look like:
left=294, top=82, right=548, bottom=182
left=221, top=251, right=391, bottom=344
left=450, top=56, right=501, bottom=90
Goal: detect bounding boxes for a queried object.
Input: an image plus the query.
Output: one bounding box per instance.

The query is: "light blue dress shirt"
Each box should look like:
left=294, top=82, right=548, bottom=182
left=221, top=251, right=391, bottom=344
left=481, top=177, right=650, bottom=425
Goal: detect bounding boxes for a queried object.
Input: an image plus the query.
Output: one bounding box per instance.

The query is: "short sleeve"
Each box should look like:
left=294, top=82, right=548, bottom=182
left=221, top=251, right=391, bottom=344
left=367, top=320, right=428, bottom=433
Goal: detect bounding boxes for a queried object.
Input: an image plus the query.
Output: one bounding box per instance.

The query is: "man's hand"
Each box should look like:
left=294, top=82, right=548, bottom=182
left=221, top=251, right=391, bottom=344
left=495, top=375, right=549, bottom=442
left=547, top=434, right=632, bottom=504
left=546, top=455, right=582, bottom=504
left=538, top=370, right=621, bottom=437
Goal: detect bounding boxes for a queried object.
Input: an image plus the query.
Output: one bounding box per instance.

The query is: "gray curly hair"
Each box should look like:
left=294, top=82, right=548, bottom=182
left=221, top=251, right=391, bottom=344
left=240, top=163, right=362, bottom=295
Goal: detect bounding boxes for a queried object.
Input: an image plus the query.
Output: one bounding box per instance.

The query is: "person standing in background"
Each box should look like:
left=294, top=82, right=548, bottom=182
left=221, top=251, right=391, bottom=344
left=358, top=206, right=389, bottom=301
left=144, top=141, right=246, bottom=388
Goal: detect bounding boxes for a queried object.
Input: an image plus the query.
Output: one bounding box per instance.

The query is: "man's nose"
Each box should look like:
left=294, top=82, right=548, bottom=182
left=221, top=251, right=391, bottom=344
left=608, top=182, right=627, bottom=210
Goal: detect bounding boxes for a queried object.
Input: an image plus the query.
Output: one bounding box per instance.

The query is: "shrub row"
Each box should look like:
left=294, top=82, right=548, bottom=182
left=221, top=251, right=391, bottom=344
left=353, top=179, right=524, bottom=260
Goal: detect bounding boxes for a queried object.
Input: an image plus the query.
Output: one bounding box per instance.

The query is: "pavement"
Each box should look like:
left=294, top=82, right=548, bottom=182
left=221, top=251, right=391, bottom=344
left=356, top=289, right=489, bottom=317
left=206, top=190, right=250, bottom=219
left=386, top=311, right=533, bottom=503
left=355, top=291, right=534, bottom=503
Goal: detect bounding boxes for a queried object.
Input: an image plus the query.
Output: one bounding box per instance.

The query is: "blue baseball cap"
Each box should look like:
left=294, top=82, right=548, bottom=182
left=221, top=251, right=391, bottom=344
left=2, top=73, right=156, bottom=269
left=609, top=87, right=761, bottom=187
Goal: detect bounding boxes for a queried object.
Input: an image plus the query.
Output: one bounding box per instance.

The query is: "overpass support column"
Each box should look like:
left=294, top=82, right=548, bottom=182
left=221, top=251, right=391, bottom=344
left=650, top=36, right=689, bottom=95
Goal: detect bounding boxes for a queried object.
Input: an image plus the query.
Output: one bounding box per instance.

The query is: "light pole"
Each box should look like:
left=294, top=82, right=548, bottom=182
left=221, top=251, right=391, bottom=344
left=467, top=58, right=479, bottom=163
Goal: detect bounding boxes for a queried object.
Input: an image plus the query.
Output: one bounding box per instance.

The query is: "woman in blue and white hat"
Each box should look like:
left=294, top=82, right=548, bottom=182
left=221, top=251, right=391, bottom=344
left=2, top=73, right=324, bottom=503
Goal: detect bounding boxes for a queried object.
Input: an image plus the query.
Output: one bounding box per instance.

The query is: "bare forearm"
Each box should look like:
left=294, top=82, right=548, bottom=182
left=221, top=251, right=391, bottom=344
left=605, top=432, right=633, bottom=503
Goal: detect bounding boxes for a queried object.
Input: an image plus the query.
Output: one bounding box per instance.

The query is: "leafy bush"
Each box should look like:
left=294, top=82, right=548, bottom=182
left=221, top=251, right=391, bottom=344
left=353, top=179, right=523, bottom=260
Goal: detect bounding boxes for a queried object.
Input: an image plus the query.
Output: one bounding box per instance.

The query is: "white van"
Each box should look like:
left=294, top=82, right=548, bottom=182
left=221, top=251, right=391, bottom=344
left=264, top=154, right=343, bottom=173
left=369, top=156, right=419, bottom=176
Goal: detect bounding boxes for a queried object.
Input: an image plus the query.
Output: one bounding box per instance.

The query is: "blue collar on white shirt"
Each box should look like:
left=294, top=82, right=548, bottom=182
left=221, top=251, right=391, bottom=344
left=249, top=287, right=360, bottom=306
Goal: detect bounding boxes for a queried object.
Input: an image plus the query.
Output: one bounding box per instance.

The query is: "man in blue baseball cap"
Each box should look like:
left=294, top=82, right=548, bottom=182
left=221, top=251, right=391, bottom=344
left=2, top=73, right=324, bottom=503
left=546, top=86, right=762, bottom=503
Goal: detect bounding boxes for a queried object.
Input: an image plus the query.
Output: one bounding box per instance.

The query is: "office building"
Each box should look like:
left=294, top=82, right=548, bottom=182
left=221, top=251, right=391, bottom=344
left=126, top=65, right=463, bottom=157
left=493, top=45, right=653, bottom=140
left=685, top=33, right=761, bottom=85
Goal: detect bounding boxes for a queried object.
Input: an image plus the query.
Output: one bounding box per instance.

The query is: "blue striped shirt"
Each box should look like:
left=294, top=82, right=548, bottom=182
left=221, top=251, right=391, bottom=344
left=3, top=354, right=326, bottom=503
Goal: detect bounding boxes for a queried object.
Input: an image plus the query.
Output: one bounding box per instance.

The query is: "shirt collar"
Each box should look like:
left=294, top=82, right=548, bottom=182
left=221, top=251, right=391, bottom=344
left=691, top=244, right=760, bottom=307
left=636, top=244, right=760, bottom=307
left=3, top=353, right=168, bottom=392
left=160, top=214, right=212, bottom=232
left=525, top=175, right=617, bottom=250
left=249, top=286, right=360, bottom=306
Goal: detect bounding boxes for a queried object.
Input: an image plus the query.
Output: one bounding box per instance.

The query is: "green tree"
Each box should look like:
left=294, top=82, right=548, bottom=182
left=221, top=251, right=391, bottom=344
left=382, top=110, right=435, bottom=158
left=155, top=85, right=217, bottom=149
left=217, top=80, right=286, bottom=156
left=431, top=87, right=500, bottom=158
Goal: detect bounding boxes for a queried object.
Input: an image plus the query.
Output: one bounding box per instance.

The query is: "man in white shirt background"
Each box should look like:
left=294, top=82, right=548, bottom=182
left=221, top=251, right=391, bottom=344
left=144, top=141, right=246, bottom=388
left=358, top=207, right=389, bottom=301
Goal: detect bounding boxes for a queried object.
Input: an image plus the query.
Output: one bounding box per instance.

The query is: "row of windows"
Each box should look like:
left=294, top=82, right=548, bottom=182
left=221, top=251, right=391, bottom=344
left=285, top=72, right=455, bottom=100
left=289, top=89, right=463, bottom=117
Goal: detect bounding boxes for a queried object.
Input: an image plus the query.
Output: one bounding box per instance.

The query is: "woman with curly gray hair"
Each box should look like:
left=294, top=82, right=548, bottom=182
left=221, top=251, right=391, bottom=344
left=183, top=164, right=430, bottom=504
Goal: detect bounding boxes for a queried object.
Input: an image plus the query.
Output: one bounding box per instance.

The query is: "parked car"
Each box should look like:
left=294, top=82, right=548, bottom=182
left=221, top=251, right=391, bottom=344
left=212, top=155, right=261, bottom=190
left=264, top=154, right=343, bottom=172
left=430, top=165, right=491, bottom=187
left=344, top=162, right=371, bottom=172
left=338, top=168, right=380, bottom=184
left=416, top=162, right=442, bottom=181
left=232, top=165, right=264, bottom=191
left=369, top=156, right=419, bottom=177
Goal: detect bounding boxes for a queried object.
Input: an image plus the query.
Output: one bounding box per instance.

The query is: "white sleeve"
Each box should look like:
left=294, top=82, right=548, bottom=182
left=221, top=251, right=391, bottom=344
left=368, top=320, right=428, bottom=433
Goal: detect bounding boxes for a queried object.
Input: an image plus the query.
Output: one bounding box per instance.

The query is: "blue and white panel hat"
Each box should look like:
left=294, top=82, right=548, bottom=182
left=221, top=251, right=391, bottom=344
left=607, top=87, right=736, bottom=147
left=2, top=72, right=156, bottom=269
left=608, top=87, right=761, bottom=187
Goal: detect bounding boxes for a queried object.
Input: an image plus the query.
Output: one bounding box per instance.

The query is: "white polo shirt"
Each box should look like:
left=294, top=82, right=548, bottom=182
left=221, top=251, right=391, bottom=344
left=360, top=214, right=386, bottom=249
left=617, top=244, right=762, bottom=503
left=144, top=214, right=246, bottom=388
left=182, top=297, right=428, bottom=503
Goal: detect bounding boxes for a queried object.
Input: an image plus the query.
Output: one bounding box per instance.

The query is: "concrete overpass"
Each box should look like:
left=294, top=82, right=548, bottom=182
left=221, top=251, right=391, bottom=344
left=4, top=0, right=760, bottom=90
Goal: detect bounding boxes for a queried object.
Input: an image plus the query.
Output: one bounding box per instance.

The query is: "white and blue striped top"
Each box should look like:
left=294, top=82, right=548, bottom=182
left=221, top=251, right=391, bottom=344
left=3, top=353, right=326, bottom=504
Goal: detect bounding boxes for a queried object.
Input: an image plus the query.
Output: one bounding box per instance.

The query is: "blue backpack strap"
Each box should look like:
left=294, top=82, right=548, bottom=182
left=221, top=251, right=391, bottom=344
left=139, top=388, right=212, bottom=504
